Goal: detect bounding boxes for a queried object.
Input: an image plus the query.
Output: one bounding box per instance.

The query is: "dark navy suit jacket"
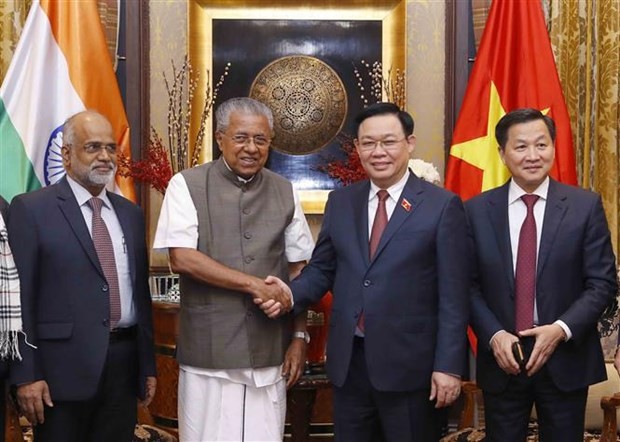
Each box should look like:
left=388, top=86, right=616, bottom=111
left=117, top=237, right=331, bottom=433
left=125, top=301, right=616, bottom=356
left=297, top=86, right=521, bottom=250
left=7, top=177, right=156, bottom=400
left=466, top=179, right=617, bottom=393
left=292, top=173, right=471, bottom=391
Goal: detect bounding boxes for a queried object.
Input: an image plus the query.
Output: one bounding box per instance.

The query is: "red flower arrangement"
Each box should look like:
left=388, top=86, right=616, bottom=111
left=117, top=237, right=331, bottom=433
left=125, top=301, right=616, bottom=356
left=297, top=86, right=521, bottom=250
left=317, top=134, right=368, bottom=186
left=117, top=129, right=173, bottom=195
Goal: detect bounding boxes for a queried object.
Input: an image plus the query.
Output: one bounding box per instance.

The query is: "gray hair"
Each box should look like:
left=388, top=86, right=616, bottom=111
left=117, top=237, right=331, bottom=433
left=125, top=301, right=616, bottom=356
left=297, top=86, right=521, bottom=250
left=63, top=110, right=110, bottom=147
left=215, top=97, right=274, bottom=133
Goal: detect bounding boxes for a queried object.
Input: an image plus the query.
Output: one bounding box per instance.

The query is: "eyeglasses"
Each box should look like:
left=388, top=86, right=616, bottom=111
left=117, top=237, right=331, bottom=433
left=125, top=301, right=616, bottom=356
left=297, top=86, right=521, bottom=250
left=222, top=133, right=272, bottom=149
left=357, top=137, right=407, bottom=152
left=81, top=142, right=117, bottom=154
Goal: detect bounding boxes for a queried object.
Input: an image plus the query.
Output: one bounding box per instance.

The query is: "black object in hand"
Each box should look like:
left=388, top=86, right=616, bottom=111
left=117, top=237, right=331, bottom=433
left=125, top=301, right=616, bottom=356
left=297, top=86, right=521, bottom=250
left=512, top=341, right=527, bottom=368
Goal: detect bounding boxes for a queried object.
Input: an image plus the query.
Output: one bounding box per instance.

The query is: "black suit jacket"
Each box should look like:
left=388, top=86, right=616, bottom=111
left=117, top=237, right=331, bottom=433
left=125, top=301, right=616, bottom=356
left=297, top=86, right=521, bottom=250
left=7, top=177, right=156, bottom=400
left=466, top=179, right=617, bottom=393
left=292, top=173, right=472, bottom=391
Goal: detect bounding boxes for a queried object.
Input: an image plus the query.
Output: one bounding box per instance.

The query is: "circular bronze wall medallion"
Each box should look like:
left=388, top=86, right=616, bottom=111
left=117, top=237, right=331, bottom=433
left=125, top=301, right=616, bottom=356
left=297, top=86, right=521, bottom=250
left=250, top=55, right=347, bottom=155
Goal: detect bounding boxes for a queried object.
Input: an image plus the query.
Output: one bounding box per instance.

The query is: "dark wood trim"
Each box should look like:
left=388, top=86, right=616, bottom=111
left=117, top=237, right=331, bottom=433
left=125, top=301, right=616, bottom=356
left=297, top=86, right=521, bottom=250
left=444, top=0, right=470, bottom=162
left=125, top=0, right=150, bottom=207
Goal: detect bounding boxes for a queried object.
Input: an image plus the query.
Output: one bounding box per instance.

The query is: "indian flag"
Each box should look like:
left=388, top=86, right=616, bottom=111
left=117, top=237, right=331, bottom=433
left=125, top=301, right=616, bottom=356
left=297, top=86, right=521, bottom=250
left=0, top=0, right=135, bottom=202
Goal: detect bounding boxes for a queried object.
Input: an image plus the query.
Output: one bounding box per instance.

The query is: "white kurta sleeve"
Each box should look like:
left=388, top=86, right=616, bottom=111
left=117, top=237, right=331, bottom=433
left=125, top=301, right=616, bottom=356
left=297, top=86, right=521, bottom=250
left=283, top=189, right=315, bottom=262
left=152, top=173, right=199, bottom=251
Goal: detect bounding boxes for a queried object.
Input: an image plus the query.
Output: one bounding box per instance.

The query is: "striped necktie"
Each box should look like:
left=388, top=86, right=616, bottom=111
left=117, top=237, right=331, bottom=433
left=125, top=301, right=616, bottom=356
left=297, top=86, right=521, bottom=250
left=88, top=197, right=121, bottom=328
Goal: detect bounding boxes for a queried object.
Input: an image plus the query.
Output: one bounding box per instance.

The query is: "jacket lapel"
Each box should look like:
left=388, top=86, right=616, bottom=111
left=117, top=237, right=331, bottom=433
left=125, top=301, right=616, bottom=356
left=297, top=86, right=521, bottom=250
left=537, top=179, right=567, bottom=278
left=353, top=181, right=372, bottom=266
left=486, top=182, right=515, bottom=291
left=56, top=177, right=105, bottom=279
left=110, top=194, right=136, bottom=287
left=371, top=174, right=421, bottom=262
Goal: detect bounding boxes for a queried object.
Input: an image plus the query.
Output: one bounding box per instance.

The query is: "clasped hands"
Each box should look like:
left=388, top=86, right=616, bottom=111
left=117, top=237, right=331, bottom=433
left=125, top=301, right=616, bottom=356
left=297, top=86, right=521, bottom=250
left=253, top=275, right=290, bottom=318
left=490, top=324, right=566, bottom=377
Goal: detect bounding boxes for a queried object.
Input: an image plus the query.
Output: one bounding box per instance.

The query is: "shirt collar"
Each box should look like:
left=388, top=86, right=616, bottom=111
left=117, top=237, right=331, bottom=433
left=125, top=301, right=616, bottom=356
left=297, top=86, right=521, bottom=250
left=66, top=174, right=112, bottom=209
left=369, top=170, right=410, bottom=202
left=222, top=157, right=255, bottom=183
left=508, top=176, right=549, bottom=205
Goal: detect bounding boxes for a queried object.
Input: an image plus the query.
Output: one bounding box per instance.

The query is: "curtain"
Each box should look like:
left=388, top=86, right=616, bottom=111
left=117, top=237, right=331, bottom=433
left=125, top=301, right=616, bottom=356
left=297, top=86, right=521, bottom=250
left=546, top=0, right=620, bottom=357
left=547, top=0, right=619, bottom=259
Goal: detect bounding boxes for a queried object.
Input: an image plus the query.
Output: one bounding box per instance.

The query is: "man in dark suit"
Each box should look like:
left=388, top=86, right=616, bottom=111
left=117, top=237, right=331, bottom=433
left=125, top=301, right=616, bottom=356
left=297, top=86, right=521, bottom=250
left=7, top=111, right=157, bottom=441
left=466, top=108, right=618, bottom=441
left=262, top=102, right=471, bottom=441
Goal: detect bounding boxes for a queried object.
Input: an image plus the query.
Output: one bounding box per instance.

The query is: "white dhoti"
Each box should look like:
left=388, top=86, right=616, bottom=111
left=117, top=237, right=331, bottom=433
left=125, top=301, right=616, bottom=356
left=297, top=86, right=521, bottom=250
left=178, top=365, right=287, bottom=442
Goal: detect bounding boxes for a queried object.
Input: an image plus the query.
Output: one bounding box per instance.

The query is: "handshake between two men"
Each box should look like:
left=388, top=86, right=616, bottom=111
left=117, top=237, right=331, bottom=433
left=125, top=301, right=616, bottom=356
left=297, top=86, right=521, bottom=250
left=253, top=275, right=292, bottom=318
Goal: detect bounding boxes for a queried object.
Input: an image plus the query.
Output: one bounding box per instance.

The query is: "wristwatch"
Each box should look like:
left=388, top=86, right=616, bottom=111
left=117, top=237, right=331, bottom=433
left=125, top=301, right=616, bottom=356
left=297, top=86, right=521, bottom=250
left=293, top=331, right=310, bottom=344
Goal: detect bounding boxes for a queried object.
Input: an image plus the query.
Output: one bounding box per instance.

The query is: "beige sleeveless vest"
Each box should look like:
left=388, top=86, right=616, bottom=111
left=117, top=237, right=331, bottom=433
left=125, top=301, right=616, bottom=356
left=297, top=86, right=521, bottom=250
left=177, top=158, right=294, bottom=369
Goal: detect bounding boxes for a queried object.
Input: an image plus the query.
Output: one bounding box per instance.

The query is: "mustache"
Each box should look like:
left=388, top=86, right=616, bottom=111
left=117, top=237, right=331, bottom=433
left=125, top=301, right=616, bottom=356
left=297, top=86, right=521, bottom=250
left=90, top=161, right=116, bottom=171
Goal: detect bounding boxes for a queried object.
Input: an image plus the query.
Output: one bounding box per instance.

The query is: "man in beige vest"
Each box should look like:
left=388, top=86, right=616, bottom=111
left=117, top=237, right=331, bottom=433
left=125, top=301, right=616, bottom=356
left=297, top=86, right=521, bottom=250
left=154, top=97, right=314, bottom=441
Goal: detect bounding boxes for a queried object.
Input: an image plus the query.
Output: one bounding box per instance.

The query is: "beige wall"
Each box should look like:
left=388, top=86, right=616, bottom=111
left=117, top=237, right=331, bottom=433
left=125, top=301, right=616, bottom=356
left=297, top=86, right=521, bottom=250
left=406, top=0, right=446, bottom=182
left=149, top=0, right=188, bottom=268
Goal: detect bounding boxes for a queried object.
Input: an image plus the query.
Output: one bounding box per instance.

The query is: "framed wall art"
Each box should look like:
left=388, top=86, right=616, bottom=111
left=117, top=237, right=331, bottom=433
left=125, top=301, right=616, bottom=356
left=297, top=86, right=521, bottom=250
left=189, top=0, right=405, bottom=213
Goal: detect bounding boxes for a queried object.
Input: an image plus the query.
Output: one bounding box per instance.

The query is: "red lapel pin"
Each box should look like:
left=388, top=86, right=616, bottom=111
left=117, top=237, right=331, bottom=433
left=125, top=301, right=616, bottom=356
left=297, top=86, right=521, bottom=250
left=401, top=198, right=412, bottom=212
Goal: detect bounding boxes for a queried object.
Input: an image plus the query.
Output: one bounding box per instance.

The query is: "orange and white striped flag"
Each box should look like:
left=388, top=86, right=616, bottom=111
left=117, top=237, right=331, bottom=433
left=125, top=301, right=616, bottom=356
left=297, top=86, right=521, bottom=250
left=0, top=0, right=135, bottom=201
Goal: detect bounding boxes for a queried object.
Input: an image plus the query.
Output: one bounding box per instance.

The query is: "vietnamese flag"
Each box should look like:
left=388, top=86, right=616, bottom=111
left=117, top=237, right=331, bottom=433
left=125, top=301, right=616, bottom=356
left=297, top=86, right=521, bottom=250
left=445, top=0, right=577, bottom=352
left=446, top=0, right=577, bottom=202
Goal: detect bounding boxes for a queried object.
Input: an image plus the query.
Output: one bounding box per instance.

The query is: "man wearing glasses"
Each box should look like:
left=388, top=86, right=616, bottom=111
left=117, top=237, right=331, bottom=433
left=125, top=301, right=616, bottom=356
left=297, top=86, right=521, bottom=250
left=7, top=111, right=156, bottom=441
left=154, top=97, right=314, bottom=441
left=260, top=102, right=471, bottom=441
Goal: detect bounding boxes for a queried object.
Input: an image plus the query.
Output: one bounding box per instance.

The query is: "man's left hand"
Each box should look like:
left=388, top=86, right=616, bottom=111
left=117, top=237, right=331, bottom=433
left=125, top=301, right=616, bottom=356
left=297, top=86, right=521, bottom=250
left=429, top=372, right=460, bottom=408
left=519, top=324, right=566, bottom=376
left=282, top=339, right=306, bottom=389
left=139, top=376, right=157, bottom=408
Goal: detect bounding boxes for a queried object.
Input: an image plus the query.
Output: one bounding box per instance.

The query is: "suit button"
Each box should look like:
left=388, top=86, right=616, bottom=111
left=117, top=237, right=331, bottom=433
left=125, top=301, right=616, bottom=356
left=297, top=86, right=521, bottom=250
left=242, top=208, right=251, bottom=215
left=363, top=280, right=371, bottom=287
left=102, top=285, right=109, bottom=292
left=244, top=256, right=254, bottom=264
left=102, top=319, right=109, bottom=327
left=244, top=232, right=252, bottom=239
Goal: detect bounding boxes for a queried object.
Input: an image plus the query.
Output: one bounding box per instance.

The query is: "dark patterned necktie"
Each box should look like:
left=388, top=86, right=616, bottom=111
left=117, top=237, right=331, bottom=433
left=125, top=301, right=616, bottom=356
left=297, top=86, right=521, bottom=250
left=358, top=190, right=390, bottom=333
left=88, top=197, right=121, bottom=328
left=514, top=194, right=540, bottom=332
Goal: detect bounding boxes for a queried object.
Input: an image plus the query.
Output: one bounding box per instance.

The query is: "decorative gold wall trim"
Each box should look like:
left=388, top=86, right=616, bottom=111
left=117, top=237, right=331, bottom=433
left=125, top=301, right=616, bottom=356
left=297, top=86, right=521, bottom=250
left=189, top=0, right=405, bottom=213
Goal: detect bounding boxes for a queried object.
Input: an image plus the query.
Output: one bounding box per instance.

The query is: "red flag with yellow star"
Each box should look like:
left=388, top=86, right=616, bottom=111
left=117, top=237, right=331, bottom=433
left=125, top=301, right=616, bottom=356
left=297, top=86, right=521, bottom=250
left=446, top=0, right=577, bottom=202
left=445, top=0, right=577, bottom=353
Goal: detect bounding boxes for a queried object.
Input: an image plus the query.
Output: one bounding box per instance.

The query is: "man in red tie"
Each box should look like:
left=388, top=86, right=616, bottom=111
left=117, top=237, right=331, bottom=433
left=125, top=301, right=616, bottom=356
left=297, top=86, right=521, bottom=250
left=466, top=108, right=618, bottom=441
left=262, top=102, right=471, bottom=441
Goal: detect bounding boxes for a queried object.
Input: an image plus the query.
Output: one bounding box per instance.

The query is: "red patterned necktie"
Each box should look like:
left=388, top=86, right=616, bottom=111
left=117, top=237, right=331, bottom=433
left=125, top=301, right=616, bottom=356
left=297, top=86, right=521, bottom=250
left=514, top=194, right=540, bottom=332
left=369, top=190, right=390, bottom=259
left=88, top=197, right=121, bottom=329
left=358, top=190, right=390, bottom=333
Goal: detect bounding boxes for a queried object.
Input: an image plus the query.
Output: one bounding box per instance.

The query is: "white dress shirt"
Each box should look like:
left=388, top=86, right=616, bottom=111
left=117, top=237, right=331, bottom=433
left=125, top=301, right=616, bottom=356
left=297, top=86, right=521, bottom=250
left=366, top=170, right=410, bottom=238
